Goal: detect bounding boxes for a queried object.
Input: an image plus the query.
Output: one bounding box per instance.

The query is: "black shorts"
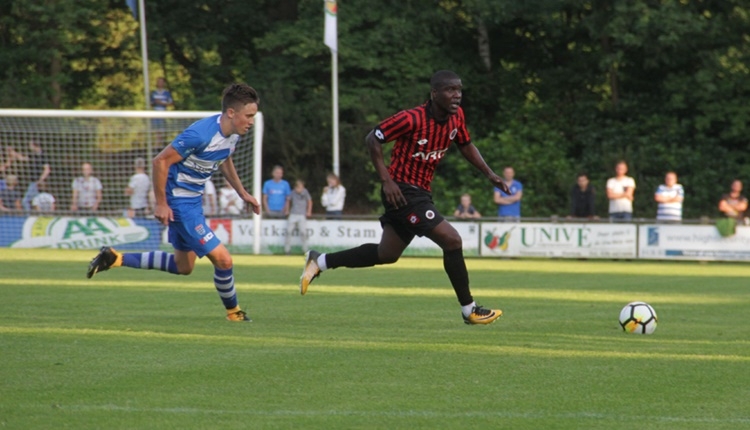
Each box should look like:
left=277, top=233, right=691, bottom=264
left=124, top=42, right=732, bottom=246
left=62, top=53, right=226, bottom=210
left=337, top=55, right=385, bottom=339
left=379, top=182, right=444, bottom=244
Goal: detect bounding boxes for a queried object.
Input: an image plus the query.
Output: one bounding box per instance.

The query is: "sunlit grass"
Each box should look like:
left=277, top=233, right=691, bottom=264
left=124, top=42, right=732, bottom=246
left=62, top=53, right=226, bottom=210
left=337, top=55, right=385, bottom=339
left=1, top=249, right=749, bottom=429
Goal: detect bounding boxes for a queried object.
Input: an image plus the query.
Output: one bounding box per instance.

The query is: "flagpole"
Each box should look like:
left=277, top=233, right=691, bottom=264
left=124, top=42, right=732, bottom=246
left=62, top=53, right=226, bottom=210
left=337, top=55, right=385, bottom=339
left=331, top=50, right=339, bottom=177
left=324, top=0, right=339, bottom=177
left=138, top=0, right=150, bottom=110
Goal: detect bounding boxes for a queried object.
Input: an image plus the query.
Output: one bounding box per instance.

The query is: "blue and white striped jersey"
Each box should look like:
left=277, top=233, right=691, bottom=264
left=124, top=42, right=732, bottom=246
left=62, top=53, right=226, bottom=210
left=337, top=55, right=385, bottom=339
left=166, top=114, right=239, bottom=201
left=655, top=184, right=684, bottom=221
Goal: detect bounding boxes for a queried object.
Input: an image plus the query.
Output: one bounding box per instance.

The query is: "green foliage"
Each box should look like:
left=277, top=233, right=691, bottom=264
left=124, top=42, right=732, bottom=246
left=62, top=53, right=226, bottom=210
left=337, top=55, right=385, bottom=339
left=2, top=0, right=750, bottom=217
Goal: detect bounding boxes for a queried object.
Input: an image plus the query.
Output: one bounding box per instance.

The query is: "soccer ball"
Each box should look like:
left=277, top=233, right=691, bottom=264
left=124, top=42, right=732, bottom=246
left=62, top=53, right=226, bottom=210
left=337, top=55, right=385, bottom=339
left=618, top=302, right=658, bottom=334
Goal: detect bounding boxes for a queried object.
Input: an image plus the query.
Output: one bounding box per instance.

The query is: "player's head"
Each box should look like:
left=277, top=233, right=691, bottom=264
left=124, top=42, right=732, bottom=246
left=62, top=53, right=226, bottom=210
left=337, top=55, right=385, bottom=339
left=430, top=70, right=462, bottom=115
left=503, top=166, right=515, bottom=181
left=731, top=179, right=743, bottom=193
left=460, top=193, right=472, bottom=205
left=134, top=157, right=146, bottom=171
left=156, top=77, right=167, bottom=88
left=221, top=83, right=260, bottom=136
left=294, top=179, right=305, bottom=190
left=272, top=165, right=284, bottom=180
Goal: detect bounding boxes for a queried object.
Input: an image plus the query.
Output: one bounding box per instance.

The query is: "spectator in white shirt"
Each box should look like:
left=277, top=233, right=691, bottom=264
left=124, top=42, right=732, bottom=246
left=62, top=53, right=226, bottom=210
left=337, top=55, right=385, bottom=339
left=321, top=173, right=346, bottom=220
left=71, top=162, right=102, bottom=213
left=202, top=178, right=218, bottom=216
left=606, top=160, right=635, bottom=221
left=219, top=179, right=244, bottom=215
left=125, top=157, right=151, bottom=217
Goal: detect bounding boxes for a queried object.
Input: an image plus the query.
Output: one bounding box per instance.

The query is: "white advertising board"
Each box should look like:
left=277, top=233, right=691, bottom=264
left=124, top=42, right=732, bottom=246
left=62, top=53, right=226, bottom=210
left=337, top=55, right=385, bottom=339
left=480, top=222, right=637, bottom=258
left=638, top=224, right=750, bottom=261
left=163, top=219, right=480, bottom=256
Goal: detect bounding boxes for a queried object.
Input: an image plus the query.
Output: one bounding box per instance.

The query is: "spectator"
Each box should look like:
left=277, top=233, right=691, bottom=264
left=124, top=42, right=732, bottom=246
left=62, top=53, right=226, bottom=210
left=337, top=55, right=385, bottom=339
left=454, top=193, right=481, bottom=219
left=493, top=166, right=523, bottom=219
left=262, top=165, right=291, bottom=218
left=202, top=178, right=218, bottom=216
left=606, top=160, right=635, bottom=221
left=569, top=172, right=597, bottom=219
left=31, top=181, right=55, bottom=213
left=6, top=140, right=51, bottom=212
left=150, top=77, right=174, bottom=145
left=71, top=162, right=103, bottom=213
left=0, top=174, right=22, bottom=212
left=125, top=157, right=151, bottom=218
left=321, top=172, right=346, bottom=219
left=284, top=179, right=312, bottom=255
left=0, top=147, right=12, bottom=189
left=718, top=179, right=748, bottom=223
left=219, top=179, right=245, bottom=215
left=654, top=171, right=684, bottom=222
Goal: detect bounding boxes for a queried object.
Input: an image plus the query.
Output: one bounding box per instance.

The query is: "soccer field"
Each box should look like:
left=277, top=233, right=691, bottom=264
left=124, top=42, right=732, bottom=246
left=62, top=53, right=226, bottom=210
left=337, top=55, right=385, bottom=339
left=1, top=249, right=749, bottom=429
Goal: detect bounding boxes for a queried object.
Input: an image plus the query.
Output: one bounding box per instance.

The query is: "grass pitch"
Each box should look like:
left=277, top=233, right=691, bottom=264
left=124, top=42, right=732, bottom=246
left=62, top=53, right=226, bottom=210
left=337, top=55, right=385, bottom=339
left=1, top=249, right=749, bottom=429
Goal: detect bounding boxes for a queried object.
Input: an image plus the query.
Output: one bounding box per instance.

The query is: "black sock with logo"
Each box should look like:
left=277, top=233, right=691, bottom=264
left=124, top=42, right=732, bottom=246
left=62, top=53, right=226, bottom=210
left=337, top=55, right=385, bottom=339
left=443, top=248, right=473, bottom=306
left=326, top=243, right=381, bottom=269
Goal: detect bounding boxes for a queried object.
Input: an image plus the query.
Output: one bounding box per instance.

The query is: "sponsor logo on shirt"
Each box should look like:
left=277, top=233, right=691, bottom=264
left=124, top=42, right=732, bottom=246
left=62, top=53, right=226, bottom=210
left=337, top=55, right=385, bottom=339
left=412, top=148, right=448, bottom=161
left=417, top=139, right=428, bottom=146
left=449, top=128, right=458, bottom=140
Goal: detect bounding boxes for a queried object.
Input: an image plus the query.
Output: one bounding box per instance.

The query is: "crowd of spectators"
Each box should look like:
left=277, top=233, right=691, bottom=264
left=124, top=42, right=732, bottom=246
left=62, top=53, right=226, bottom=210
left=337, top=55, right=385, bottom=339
left=0, top=139, right=746, bottom=227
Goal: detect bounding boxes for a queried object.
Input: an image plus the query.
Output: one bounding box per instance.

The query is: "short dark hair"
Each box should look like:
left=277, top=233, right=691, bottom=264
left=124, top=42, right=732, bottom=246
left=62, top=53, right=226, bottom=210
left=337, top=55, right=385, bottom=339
left=577, top=171, right=588, bottom=179
left=221, top=83, right=260, bottom=113
left=430, top=70, right=460, bottom=89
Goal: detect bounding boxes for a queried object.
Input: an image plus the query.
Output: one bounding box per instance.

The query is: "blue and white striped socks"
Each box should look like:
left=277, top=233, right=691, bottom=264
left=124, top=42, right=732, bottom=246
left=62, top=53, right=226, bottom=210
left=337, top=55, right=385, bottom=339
left=213, top=267, right=238, bottom=310
left=121, top=251, right=179, bottom=274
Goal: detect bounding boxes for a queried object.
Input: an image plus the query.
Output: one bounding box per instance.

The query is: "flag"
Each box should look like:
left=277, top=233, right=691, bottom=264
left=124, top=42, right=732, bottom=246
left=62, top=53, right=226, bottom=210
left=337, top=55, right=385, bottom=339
left=324, top=0, right=337, bottom=53
left=125, top=0, right=138, bottom=19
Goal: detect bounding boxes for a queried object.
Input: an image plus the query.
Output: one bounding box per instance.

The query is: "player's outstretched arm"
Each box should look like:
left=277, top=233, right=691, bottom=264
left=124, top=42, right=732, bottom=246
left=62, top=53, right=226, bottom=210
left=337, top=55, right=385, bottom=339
left=220, top=157, right=260, bottom=214
left=457, top=143, right=510, bottom=194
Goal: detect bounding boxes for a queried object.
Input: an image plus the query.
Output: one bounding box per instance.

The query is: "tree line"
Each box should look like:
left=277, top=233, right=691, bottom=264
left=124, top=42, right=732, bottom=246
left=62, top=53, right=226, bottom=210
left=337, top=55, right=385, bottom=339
left=1, top=0, right=749, bottom=218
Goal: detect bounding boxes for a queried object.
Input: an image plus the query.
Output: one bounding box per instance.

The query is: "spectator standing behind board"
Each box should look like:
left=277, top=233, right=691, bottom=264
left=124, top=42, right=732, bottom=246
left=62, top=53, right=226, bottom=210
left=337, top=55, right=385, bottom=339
left=718, top=179, right=748, bottom=224
left=493, top=166, right=522, bottom=219
left=569, top=172, right=597, bottom=219
left=262, top=165, right=291, bottom=218
left=321, top=173, right=346, bottom=219
left=71, top=162, right=103, bottom=213
left=606, top=160, right=635, bottom=221
left=654, top=171, right=684, bottom=222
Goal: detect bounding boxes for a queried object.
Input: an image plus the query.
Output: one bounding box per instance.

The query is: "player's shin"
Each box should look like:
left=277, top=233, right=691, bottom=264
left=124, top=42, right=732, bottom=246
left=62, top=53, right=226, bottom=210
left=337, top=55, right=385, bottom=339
left=443, top=248, right=473, bottom=306
left=122, top=251, right=179, bottom=274
left=325, top=243, right=381, bottom=269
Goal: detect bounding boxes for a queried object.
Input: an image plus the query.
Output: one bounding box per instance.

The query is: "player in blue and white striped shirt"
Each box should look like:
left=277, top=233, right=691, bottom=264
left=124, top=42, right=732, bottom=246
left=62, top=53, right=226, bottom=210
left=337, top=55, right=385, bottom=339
left=86, top=83, right=261, bottom=322
left=654, top=171, right=684, bottom=222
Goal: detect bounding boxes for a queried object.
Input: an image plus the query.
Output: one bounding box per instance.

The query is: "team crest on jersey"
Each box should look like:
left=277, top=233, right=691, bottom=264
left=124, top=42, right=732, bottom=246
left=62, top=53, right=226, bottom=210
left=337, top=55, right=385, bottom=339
left=449, top=128, right=458, bottom=140
left=407, top=213, right=420, bottom=225
left=417, top=139, right=428, bottom=146
left=195, top=224, right=206, bottom=236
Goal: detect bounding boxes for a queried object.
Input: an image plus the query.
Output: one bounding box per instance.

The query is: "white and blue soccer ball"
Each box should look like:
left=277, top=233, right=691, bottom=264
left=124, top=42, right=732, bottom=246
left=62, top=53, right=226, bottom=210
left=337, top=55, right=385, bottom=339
left=619, top=301, right=658, bottom=334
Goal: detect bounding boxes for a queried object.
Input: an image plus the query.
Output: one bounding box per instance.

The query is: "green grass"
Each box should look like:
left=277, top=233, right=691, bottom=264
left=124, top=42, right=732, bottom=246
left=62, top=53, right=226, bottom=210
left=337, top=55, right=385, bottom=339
left=1, top=249, right=749, bottom=429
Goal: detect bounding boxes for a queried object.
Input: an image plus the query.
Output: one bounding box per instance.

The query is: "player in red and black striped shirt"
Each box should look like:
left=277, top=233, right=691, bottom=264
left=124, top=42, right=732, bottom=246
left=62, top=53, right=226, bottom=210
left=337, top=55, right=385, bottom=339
left=300, top=70, right=511, bottom=325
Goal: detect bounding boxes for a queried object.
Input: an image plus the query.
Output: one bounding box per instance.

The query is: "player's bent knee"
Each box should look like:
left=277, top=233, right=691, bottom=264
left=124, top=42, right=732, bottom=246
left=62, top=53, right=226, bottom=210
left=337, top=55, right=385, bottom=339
left=440, top=235, right=463, bottom=251
left=177, top=266, right=193, bottom=275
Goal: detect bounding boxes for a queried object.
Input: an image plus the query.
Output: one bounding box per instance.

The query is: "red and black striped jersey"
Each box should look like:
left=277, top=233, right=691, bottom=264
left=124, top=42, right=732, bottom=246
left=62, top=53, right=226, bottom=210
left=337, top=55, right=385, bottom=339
left=373, top=101, right=471, bottom=191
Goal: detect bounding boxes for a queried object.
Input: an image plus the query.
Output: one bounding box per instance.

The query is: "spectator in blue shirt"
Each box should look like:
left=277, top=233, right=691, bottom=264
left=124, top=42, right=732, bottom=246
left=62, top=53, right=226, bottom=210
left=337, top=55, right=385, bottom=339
left=493, top=166, right=523, bottom=219
left=262, top=165, right=291, bottom=218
